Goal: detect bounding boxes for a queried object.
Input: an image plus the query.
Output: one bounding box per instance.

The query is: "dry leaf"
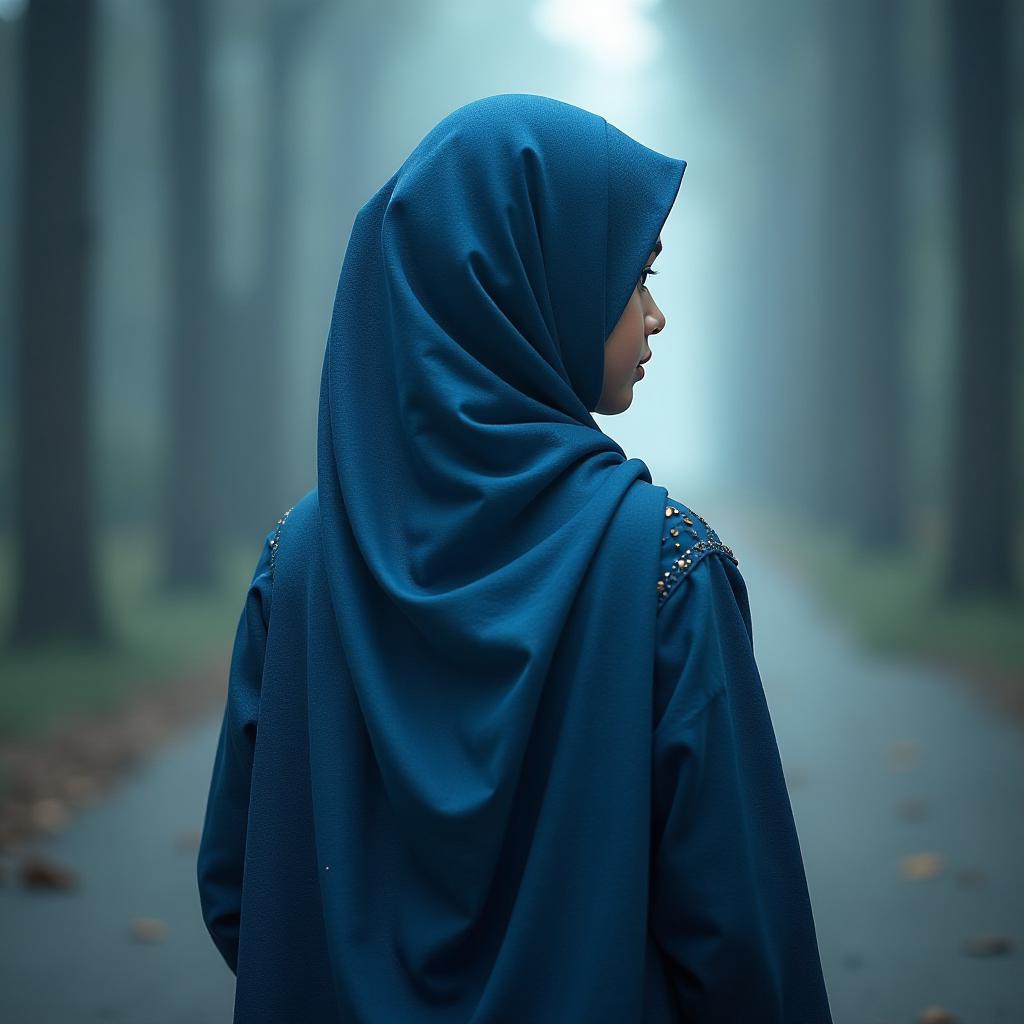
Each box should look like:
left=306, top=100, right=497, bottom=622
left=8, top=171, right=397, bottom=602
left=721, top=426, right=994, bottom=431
left=900, top=852, right=943, bottom=880
left=917, top=1008, right=957, bottom=1024
left=962, top=933, right=1013, bottom=957
left=20, top=855, right=79, bottom=890
left=130, top=917, right=168, bottom=943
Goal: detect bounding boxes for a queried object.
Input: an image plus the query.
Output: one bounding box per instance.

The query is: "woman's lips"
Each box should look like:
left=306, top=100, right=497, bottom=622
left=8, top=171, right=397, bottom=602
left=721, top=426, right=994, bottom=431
left=635, top=363, right=645, bottom=379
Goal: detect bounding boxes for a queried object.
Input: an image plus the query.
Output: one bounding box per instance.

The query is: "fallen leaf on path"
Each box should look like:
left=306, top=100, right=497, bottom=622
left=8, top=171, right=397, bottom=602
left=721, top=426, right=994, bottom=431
left=900, top=852, right=944, bottom=880
left=20, top=855, right=79, bottom=890
left=961, top=933, right=1013, bottom=956
left=130, top=917, right=168, bottom=943
left=917, top=1008, right=957, bottom=1024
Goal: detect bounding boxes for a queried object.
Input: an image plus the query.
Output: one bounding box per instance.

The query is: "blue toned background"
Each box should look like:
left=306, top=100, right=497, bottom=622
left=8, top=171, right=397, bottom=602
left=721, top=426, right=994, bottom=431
left=0, top=1, right=1021, bottom=1021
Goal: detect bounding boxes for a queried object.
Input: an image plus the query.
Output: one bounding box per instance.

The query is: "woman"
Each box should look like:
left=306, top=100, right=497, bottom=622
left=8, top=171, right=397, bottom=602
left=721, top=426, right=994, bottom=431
left=197, top=93, right=833, bottom=1022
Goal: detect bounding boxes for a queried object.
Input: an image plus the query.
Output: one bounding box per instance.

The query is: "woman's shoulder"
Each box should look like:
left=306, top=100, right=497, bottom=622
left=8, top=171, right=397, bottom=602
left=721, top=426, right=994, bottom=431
left=656, top=494, right=739, bottom=610
left=259, top=486, right=318, bottom=586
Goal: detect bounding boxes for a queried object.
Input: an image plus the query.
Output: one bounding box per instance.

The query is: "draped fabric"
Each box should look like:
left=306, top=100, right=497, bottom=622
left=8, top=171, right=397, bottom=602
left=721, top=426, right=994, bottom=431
left=311, top=95, right=685, bottom=1018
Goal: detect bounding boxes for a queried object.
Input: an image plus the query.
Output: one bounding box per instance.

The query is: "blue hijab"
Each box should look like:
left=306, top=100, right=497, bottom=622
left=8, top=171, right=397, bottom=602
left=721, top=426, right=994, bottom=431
left=313, top=93, right=687, bottom=1016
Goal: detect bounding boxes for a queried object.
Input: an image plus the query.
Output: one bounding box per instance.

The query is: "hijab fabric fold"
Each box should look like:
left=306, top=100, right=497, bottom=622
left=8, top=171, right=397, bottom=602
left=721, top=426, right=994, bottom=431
left=313, top=93, right=687, bottom=1016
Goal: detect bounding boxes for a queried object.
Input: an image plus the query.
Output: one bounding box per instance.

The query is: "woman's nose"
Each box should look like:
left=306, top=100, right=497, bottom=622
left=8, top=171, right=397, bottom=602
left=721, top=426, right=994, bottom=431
left=646, top=308, right=666, bottom=335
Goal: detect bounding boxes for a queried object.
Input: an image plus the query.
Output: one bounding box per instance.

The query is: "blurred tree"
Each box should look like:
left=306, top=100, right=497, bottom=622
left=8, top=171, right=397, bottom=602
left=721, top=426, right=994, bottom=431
left=217, top=0, right=405, bottom=533
left=945, top=0, right=1018, bottom=597
left=818, top=0, right=910, bottom=550
left=160, top=0, right=220, bottom=591
left=225, top=0, right=328, bottom=539
left=11, top=0, right=109, bottom=646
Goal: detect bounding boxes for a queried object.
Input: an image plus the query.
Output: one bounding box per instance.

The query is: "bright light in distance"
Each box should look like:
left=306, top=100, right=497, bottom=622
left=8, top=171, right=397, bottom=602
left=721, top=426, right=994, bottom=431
left=530, top=0, right=663, bottom=71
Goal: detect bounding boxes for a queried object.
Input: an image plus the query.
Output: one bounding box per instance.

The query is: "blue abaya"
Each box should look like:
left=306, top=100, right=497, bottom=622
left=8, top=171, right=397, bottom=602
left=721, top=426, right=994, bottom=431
left=197, top=93, right=833, bottom=1022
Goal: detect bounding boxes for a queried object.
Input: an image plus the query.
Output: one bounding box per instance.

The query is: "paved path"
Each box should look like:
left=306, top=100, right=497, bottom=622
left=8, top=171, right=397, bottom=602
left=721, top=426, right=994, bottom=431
left=0, top=713, right=235, bottom=1023
left=1, top=513, right=1021, bottom=1023
left=717, top=505, right=1023, bottom=1024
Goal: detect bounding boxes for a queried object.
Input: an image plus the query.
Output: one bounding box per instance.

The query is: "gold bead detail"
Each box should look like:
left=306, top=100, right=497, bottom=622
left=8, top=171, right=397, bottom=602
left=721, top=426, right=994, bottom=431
left=657, top=499, right=738, bottom=607
left=269, top=504, right=295, bottom=583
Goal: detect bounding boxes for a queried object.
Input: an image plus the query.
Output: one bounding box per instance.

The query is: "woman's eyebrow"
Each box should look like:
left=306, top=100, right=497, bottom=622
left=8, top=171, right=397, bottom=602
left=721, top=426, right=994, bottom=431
left=652, top=238, right=663, bottom=259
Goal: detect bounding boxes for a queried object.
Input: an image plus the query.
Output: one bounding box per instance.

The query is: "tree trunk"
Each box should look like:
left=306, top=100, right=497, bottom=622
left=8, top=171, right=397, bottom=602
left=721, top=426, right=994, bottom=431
left=944, top=0, right=1017, bottom=597
left=12, top=0, right=108, bottom=647
left=160, top=0, right=220, bottom=591
left=816, top=0, right=910, bottom=552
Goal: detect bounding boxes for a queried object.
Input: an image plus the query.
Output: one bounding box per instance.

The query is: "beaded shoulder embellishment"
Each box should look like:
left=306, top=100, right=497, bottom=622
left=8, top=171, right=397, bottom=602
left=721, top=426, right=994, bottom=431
left=268, top=505, right=295, bottom=584
left=657, top=500, right=738, bottom=608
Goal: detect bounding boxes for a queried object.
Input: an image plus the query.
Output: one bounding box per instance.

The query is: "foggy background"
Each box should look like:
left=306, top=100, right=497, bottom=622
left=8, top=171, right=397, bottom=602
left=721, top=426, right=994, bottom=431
left=0, top=0, right=1021, bottom=1021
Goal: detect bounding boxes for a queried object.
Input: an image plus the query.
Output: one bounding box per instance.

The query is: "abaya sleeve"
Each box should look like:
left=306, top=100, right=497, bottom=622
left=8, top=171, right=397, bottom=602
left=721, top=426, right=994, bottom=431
left=196, top=523, right=276, bottom=976
left=650, top=508, right=833, bottom=1021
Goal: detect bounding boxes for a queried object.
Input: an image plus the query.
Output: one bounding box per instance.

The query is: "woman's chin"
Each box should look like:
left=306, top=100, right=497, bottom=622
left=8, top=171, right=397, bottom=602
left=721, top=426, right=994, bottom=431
left=596, top=384, right=635, bottom=416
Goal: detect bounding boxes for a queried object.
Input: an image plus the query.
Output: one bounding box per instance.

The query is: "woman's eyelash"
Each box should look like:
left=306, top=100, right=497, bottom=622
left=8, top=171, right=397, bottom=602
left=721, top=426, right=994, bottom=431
left=640, top=267, right=659, bottom=288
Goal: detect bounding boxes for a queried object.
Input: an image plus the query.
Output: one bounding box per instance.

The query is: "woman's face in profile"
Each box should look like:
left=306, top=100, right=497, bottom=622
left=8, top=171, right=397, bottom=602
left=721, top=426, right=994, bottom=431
left=596, top=238, right=666, bottom=415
